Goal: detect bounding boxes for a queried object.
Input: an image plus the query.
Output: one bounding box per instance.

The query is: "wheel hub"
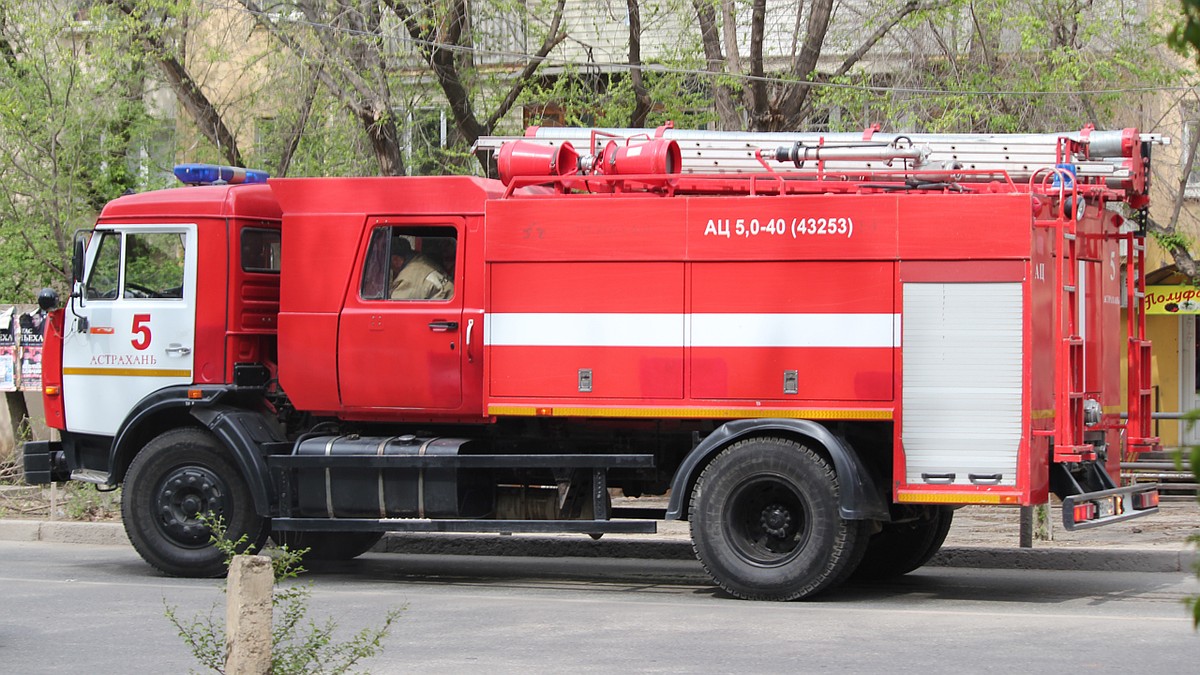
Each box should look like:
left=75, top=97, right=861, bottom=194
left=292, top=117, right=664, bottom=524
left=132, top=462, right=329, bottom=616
left=155, top=466, right=227, bottom=548
left=760, top=504, right=793, bottom=539
left=723, top=475, right=811, bottom=566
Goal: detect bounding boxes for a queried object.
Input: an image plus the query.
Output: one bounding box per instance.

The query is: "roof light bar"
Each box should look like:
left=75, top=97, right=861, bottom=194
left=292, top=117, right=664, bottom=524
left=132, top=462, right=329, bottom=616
left=174, top=164, right=270, bottom=186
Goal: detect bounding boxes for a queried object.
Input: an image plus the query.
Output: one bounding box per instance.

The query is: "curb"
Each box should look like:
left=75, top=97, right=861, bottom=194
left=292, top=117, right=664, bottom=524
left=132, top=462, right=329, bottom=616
left=2, top=520, right=1194, bottom=574
left=0, top=519, right=128, bottom=546
left=928, top=546, right=1198, bottom=574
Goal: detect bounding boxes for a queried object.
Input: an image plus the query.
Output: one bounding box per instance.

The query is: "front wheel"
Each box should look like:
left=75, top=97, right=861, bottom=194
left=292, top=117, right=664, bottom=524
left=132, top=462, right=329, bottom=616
left=122, top=428, right=267, bottom=577
left=689, top=437, right=868, bottom=601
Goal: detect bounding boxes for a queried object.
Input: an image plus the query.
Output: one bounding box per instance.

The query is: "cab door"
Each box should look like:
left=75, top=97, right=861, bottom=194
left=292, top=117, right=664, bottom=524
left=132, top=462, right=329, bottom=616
left=62, top=225, right=197, bottom=436
left=338, top=221, right=463, bottom=410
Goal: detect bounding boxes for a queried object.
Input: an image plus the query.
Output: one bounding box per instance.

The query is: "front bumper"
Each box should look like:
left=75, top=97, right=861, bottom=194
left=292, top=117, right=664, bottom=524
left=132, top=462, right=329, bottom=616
left=22, top=440, right=68, bottom=484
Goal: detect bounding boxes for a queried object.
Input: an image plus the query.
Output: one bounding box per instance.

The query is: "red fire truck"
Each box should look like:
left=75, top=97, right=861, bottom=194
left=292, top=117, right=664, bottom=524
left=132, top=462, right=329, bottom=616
left=23, top=123, right=1162, bottom=600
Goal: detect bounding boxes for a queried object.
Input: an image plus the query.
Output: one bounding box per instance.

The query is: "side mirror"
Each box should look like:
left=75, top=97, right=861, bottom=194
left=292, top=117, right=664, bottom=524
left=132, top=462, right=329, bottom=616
left=37, top=288, right=58, bottom=311
left=72, top=232, right=87, bottom=285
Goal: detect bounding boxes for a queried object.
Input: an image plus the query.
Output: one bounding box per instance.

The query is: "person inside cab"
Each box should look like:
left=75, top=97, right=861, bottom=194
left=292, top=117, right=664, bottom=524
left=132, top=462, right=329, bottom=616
left=390, top=237, right=452, bottom=301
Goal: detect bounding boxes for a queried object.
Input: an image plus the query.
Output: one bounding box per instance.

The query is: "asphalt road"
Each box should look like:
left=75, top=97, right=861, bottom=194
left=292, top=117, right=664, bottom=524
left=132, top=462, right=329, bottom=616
left=1, top=540, right=1197, bottom=673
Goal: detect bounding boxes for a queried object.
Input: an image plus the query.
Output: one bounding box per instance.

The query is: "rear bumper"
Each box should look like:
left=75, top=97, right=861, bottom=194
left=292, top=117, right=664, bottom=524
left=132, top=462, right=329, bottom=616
left=22, top=441, right=68, bottom=484
left=1061, top=483, right=1159, bottom=530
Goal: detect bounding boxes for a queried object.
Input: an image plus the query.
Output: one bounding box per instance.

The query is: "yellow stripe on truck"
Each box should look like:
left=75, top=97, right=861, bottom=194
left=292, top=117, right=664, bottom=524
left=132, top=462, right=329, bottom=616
left=63, top=367, right=193, bottom=378
left=897, top=491, right=1020, bottom=505
left=487, top=405, right=893, bottom=420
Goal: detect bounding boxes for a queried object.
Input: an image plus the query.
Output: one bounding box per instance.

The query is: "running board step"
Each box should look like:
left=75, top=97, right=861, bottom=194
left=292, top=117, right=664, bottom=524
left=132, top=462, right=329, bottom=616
left=1061, top=483, right=1160, bottom=530
left=271, top=518, right=658, bottom=535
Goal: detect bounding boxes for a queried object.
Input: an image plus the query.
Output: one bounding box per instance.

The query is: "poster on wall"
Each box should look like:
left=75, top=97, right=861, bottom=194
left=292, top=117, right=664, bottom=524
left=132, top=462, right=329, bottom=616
left=18, top=311, right=45, bottom=391
left=1144, top=285, right=1200, bottom=315
left=0, top=307, right=15, bottom=392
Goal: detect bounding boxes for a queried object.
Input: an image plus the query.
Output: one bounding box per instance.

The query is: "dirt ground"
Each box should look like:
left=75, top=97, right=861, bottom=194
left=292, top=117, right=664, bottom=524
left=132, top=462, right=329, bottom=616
left=0, top=482, right=120, bottom=521
left=943, top=500, right=1200, bottom=550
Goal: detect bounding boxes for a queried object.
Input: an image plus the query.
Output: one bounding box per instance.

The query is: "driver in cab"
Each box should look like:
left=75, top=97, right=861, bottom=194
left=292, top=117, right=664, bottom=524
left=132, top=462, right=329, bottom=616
left=389, top=238, right=452, bottom=301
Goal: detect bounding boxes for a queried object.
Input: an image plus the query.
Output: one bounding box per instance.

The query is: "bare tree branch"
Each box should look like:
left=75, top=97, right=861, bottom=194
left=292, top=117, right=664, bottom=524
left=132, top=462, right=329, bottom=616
left=389, top=0, right=481, bottom=141
left=774, top=0, right=834, bottom=129
left=484, top=0, right=568, bottom=132
left=238, top=0, right=404, bottom=175
left=156, top=54, right=243, bottom=167
left=627, top=0, right=652, bottom=127
left=276, top=70, right=321, bottom=177
left=832, top=1, right=929, bottom=79
left=108, top=1, right=243, bottom=166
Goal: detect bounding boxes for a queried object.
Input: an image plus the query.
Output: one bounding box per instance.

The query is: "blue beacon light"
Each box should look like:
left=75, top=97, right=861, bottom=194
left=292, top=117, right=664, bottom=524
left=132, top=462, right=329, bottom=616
left=174, top=164, right=270, bottom=186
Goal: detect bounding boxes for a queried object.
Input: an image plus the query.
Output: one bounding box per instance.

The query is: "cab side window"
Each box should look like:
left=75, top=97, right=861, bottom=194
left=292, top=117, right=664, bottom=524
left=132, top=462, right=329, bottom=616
left=85, top=233, right=121, bottom=300
left=242, top=228, right=281, bottom=272
left=124, top=232, right=185, bottom=298
left=85, top=231, right=186, bottom=300
left=360, top=226, right=456, bottom=301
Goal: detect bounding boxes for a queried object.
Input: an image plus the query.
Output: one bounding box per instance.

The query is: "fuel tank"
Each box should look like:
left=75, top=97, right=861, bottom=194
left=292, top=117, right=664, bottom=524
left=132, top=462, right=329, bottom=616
left=293, top=435, right=493, bottom=518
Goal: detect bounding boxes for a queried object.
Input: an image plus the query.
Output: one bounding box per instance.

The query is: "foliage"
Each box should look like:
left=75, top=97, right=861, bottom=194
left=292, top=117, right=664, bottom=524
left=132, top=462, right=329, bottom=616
left=0, top=1, right=162, bottom=301
left=166, top=516, right=403, bottom=673
left=1170, top=0, right=1200, bottom=59
left=814, top=0, right=1181, bottom=134
left=516, top=65, right=717, bottom=131
left=1153, top=230, right=1195, bottom=257
left=60, top=483, right=122, bottom=521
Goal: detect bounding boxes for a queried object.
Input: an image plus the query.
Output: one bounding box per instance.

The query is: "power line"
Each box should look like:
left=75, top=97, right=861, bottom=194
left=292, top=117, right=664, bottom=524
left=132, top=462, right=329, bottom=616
left=196, top=0, right=1198, bottom=99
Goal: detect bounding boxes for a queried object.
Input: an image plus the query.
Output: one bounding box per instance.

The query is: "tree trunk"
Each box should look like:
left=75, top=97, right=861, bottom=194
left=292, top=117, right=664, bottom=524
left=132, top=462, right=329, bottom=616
left=627, top=0, right=652, bottom=127
left=692, top=0, right=740, bottom=129
left=773, top=0, right=834, bottom=130
left=155, top=56, right=243, bottom=167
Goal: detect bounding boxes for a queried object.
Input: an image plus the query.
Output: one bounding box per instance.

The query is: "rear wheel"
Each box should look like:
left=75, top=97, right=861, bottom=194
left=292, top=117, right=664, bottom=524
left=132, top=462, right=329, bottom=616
left=122, top=428, right=267, bottom=577
left=272, top=531, right=384, bottom=560
left=851, top=506, right=954, bottom=580
left=689, top=437, right=868, bottom=601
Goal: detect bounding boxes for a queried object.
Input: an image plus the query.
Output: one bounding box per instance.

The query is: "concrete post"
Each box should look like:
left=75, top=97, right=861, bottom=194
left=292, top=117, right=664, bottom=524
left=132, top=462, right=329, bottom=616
left=1019, top=506, right=1033, bottom=548
left=226, top=554, right=273, bottom=675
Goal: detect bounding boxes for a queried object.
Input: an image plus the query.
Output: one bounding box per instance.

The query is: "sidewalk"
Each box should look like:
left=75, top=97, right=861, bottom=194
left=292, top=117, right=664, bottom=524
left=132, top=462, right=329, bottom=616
left=1, top=500, right=1196, bottom=573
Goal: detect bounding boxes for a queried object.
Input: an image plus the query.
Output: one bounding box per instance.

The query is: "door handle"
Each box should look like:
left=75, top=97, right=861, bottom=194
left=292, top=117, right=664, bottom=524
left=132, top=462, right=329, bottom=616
left=428, top=320, right=459, bottom=332
left=165, top=343, right=192, bottom=356
left=466, top=318, right=475, bottom=363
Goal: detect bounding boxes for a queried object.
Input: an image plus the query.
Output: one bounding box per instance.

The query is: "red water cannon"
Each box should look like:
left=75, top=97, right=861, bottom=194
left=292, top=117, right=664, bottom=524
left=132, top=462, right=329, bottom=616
left=496, top=123, right=682, bottom=190
left=497, top=140, right=580, bottom=186
left=584, top=137, right=682, bottom=177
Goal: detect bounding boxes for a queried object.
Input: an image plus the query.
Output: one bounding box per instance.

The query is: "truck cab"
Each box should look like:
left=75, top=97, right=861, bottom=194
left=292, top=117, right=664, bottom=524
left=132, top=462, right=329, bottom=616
left=43, top=180, right=280, bottom=484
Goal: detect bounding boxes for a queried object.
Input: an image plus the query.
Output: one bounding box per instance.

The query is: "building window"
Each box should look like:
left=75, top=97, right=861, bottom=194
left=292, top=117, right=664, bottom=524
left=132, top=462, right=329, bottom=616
left=403, top=108, right=447, bottom=176
left=1183, top=104, right=1200, bottom=199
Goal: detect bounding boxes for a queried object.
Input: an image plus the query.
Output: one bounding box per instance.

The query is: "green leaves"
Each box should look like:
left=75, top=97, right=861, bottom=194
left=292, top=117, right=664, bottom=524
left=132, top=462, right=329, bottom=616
left=0, top=1, right=161, bottom=301
left=812, top=0, right=1181, bottom=134
left=166, top=514, right=404, bottom=673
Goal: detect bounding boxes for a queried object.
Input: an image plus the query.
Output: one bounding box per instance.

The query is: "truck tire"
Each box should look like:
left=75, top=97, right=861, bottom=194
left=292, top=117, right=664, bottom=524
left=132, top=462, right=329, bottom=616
left=122, top=428, right=268, bottom=578
left=851, top=506, right=954, bottom=581
left=689, top=437, right=868, bottom=601
left=273, top=531, right=384, bottom=560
